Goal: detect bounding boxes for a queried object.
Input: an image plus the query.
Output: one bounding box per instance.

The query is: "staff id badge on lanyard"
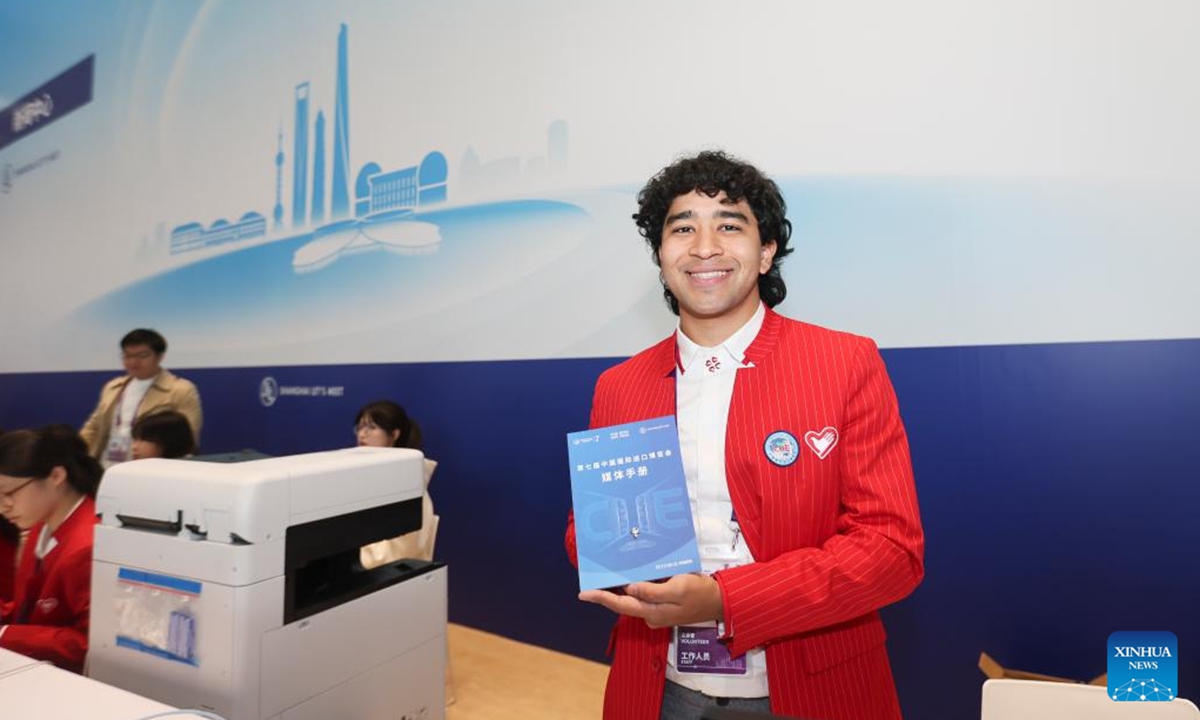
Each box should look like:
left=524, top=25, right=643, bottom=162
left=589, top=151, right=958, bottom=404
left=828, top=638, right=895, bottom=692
left=106, top=434, right=132, bottom=464
left=675, top=625, right=747, bottom=675
left=676, top=508, right=747, bottom=675
left=698, top=508, right=744, bottom=561
left=106, top=385, right=136, bottom=464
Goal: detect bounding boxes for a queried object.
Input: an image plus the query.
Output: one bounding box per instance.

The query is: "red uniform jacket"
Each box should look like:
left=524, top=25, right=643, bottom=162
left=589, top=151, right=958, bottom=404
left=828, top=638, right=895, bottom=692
left=566, top=309, right=925, bottom=720
left=0, top=528, right=16, bottom=602
left=0, top=497, right=98, bottom=673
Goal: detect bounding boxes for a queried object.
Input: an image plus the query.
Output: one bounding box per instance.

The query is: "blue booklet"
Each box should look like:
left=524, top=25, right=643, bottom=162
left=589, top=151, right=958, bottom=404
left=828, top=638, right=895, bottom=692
left=568, top=415, right=701, bottom=591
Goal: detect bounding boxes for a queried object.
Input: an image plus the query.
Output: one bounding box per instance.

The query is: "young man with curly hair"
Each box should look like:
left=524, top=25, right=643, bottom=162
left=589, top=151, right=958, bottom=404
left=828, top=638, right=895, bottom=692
left=566, top=151, right=925, bottom=720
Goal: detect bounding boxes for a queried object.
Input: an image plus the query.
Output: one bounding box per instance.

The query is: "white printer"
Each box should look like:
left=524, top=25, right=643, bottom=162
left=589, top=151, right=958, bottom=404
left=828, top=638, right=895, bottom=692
left=88, top=447, right=446, bottom=720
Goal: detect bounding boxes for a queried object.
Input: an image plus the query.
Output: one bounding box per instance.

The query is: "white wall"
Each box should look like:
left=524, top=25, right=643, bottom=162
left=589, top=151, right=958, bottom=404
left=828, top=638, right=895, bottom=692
left=1, top=0, right=1197, bottom=372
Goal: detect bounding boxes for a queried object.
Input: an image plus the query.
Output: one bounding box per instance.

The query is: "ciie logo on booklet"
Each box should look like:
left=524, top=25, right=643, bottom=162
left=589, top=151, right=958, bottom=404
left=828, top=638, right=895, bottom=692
left=1107, top=631, right=1178, bottom=702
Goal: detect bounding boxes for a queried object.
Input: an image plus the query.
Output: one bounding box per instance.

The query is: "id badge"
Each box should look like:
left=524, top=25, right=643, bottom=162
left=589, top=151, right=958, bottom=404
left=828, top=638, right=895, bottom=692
left=106, top=436, right=130, bottom=464
left=675, top=626, right=746, bottom=675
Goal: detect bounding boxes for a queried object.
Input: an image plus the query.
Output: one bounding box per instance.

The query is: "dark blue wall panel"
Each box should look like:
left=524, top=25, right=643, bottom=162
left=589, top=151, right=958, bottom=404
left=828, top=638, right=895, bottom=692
left=2, top=337, right=1196, bottom=718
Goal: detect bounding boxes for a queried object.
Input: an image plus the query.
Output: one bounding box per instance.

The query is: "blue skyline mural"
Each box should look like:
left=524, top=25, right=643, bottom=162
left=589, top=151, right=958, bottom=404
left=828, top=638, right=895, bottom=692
left=162, top=23, right=481, bottom=262
left=160, top=21, right=574, bottom=279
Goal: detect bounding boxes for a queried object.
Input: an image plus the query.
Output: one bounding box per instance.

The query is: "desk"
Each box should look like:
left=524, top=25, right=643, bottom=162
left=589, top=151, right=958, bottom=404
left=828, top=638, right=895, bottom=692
left=2, top=625, right=609, bottom=720
left=0, top=647, right=40, bottom=677
left=0, top=649, right=211, bottom=720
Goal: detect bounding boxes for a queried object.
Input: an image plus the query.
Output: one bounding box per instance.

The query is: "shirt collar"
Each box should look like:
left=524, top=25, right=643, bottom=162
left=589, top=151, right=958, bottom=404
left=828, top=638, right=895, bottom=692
left=675, top=302, right=766, bottom=375
left=121, top=371, right=162, bottom=390
left=34, top=495, right=87, bottom=560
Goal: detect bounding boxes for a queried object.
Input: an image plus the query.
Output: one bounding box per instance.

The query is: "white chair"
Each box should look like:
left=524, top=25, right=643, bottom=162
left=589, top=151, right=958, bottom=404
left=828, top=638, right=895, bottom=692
left=356, top=458, right=456, bottom=705
left=359, top=458, right=439, bottom=567
left=982, top=678, right=1200, bottom=720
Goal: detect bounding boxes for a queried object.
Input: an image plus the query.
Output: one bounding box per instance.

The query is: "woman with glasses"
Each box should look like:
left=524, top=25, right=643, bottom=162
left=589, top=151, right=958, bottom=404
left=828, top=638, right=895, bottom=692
left=353, top=401, right=438, bottom=569
left=0, top=425, right=103, bottom=673
left=353, top=400, right=423, bottom=451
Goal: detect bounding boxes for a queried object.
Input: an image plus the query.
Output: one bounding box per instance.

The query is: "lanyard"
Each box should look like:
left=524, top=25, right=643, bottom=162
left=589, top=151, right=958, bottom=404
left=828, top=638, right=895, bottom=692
left=113, top=381, right=130, bottom=427
left=730, top=507, right=741, bottom=553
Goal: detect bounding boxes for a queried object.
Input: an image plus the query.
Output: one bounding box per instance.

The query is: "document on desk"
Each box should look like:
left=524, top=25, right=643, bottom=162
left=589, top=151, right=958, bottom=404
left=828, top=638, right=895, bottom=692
left=568, top=415, right=700, bottom=591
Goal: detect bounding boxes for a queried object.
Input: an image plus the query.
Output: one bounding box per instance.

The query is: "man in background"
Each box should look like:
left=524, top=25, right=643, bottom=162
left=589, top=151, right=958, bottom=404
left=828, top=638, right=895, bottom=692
left=80, top=329, right=202, bottom=467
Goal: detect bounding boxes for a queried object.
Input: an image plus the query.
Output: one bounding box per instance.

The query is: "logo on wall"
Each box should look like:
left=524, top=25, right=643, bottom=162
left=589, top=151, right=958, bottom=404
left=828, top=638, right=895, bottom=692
left=258, top=376, right=345, bottom=406
left=1108, top=631, right=1177, bottom=701
left=259, top=376, right=279, bottom=407
left=0, top=55, right=94, bottom=152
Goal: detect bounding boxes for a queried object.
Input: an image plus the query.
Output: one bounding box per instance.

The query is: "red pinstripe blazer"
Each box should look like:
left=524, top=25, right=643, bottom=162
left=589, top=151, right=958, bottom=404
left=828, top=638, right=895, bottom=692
left=566, top=308, right=924, bottom=720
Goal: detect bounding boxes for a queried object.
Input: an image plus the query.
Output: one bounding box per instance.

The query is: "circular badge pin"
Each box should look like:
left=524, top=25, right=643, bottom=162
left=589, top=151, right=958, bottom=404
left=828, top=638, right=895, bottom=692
left=763, top=430, right=800, bottom=467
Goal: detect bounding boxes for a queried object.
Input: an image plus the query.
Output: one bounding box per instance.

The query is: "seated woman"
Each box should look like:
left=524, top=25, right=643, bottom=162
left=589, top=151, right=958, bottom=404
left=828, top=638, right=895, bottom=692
left=355, top=400, right=422, bottom=451
left=131, top=410, right=196, bottom=460
left=0, top=425, right=103, bottom=673
left=354, top=401, right=437, bottom=569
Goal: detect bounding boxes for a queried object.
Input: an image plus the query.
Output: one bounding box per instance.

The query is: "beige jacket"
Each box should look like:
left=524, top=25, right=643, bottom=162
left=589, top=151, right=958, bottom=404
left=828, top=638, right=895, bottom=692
left=79, top=369, right=203, bottom=459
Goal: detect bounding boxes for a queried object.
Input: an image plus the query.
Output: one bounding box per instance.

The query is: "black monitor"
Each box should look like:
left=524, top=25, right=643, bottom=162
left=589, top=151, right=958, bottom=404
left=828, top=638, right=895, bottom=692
left=187, top=448, right=272, bottom=463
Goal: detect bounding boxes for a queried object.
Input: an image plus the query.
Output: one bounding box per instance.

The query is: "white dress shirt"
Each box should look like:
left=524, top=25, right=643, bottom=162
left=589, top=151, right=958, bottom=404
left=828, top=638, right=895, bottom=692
left=666, top=302, right=768, bottom=698
left=103, top=375, right=154, bottom=468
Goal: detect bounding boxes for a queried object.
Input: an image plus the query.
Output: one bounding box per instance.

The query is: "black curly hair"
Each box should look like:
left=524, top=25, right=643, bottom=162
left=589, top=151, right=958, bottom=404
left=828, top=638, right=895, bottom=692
left=633, top=150, right=794, bottom=314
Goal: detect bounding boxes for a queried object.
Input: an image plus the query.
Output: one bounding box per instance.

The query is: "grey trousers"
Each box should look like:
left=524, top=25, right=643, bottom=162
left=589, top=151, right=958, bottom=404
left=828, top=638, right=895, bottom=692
left=659, top=679, right=772, bottom=720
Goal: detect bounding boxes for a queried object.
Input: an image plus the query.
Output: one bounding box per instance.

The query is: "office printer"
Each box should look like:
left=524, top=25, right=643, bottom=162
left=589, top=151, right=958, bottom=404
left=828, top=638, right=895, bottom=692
left=88, top=447, right=446, bottom=720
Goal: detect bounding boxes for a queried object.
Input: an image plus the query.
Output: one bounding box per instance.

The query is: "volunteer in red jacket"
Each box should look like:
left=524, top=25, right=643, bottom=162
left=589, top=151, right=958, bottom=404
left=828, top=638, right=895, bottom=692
left=566, top=151, right=925, bottom=720
left=0, top=425, right=103, bottom=673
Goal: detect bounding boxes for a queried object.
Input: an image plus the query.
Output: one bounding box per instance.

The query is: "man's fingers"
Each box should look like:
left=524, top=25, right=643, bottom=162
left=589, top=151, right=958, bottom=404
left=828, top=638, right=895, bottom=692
left=578, top=589, right=613, bottom=604
left=579, top=589, right=650, bottom=618
left=625, top=581, right=672, bottom=602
